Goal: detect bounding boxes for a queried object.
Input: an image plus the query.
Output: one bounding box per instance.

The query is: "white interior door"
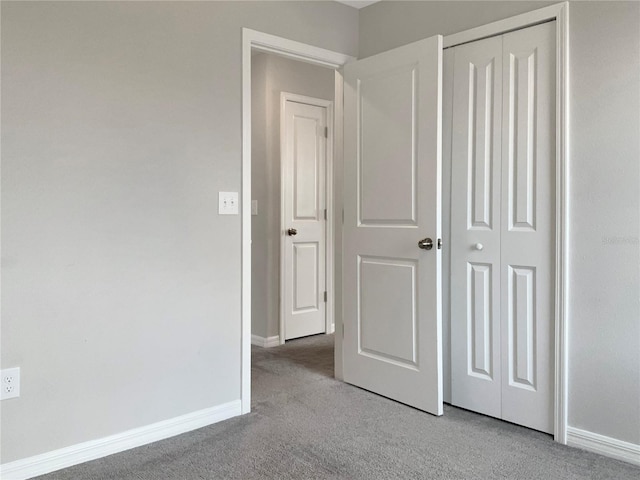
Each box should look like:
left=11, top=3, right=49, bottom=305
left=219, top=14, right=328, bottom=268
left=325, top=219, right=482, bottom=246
left=282, top=100, right=327, bottom=341
left=343, top=35, right=444, bottom=414
left=449, top=22, right=555, bottom=433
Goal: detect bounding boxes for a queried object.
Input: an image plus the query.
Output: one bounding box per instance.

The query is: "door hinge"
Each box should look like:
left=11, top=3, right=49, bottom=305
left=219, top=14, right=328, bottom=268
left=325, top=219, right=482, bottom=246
left=323, top=291, right=327, bottom=302
left=324, top=126, right=328, bottom=138
left=342, top=323, right=344, bottom=338
left=324, top=208, right=327, bottom=220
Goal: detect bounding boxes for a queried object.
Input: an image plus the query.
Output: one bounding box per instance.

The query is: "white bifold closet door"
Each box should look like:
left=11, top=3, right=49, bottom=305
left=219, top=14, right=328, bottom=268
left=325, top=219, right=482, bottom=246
left=450, top=22, right=555, bottom=434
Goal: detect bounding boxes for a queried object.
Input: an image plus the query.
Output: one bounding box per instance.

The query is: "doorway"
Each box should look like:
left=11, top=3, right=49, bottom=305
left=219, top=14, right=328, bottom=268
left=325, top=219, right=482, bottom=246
left=250, top=51, right=336, bottom=348
left=243, top=31, right=353, bottom=413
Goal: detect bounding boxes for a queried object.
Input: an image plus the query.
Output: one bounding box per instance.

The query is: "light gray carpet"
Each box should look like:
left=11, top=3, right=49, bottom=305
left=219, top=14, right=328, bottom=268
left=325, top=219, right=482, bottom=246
left=38, top=334, right=639, bottom=479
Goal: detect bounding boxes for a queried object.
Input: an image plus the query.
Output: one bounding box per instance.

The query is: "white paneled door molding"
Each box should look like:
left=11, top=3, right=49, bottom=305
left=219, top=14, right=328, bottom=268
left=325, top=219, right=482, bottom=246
left=444, top=1, right=569, bottom=443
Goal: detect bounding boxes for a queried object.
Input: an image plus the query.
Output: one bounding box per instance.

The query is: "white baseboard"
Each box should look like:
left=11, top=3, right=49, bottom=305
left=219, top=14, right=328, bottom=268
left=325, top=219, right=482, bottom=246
left=567, top=426, right=640, bottom=466
left=0, top=399, right=242, bottom=480
left=251, top=334, right=280, bottom=348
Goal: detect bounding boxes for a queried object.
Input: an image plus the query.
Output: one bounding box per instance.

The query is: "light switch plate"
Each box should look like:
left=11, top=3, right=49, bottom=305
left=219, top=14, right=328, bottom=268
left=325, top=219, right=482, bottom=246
left=219, top=192, right=239, bottom=215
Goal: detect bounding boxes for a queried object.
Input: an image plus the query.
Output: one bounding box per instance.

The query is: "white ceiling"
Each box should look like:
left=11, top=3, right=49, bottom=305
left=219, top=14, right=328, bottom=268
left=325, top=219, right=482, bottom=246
left=335, top=1, right=380, bottom=9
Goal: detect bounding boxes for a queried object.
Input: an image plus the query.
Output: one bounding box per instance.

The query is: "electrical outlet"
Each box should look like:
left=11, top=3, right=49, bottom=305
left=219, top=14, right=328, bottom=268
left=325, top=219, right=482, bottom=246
left=1, top=367, right=20, bottom=400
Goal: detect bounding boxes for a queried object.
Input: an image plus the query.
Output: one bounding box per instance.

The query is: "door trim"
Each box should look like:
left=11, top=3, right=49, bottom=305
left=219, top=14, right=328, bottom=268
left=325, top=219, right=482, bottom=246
left=279, top=92, right=335, bottom=345
left=443, top=2, right=570, bottom=444
left=242, top=28, right=355, bottom=414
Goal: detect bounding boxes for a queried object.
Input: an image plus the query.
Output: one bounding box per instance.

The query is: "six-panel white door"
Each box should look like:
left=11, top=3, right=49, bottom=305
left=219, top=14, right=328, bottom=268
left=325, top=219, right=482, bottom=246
left=343, top=36, right=444, bottom=415
left=282, top=99, right=327, bottom=341
left=450, top=22, right=555, bottom=433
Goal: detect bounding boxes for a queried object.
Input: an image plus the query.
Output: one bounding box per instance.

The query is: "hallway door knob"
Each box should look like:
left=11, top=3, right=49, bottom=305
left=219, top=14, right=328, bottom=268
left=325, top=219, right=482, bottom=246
left=418, top=238, right=433, bottom=250
left=287, top=228, right=298, bottom=236
left=474, top=243, right=484, bottom=251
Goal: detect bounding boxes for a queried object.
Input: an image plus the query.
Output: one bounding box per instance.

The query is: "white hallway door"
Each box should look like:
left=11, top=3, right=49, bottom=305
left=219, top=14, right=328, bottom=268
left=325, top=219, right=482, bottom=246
left=282, top=98, right=327, bottom=341
left=449, top=22, right=555, bottom=433
left=343, top=36, right=444, bottom=414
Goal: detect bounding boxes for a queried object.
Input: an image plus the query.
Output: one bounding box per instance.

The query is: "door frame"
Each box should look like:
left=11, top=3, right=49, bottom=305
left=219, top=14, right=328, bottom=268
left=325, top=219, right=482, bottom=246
left=279, top=92, right=335, bottom=345
left=443, top=2, right=570, bottom=444
left=242, top=28, right=355, bottom=414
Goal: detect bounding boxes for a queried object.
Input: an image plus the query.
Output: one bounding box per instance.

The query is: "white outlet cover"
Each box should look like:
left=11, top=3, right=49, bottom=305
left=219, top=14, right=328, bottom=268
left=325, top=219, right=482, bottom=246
left=219, top=192, right=239, bottom=215
left=1, top=367, right=21, bottom=400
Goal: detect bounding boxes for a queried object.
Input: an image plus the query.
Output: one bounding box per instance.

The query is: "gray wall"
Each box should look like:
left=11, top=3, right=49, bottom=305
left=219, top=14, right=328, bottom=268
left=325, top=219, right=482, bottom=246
left=251, top=53, right=335, bottom=339
left=0, top=1, right=357, bottom=464
left=568, top=1, right=639, bottom=445
left=359, top=0, right=640, bottom=445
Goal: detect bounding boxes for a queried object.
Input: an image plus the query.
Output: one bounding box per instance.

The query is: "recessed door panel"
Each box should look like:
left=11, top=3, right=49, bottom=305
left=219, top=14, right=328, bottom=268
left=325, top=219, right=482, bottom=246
left=359, top=256, right=417, bottom=367
left=359, top=65, right=417, bottom=226
left=507, top=265, right=536, bottom=390
left=507, top=50, right=537, bottom=232
left=293, top=243, right=319, bottom=312
left=468, top=60, right=497, bottom=231
left=468, top=262, right=493, bottom=380
left=294, top=115, right=320, bottom=220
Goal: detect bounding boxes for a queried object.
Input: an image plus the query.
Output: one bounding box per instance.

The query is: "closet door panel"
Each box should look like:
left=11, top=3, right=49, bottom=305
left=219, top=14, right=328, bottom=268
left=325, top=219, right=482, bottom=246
left=450, top=35, right=503, bottom=419
left=500, top=21, right=555, bottom=434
